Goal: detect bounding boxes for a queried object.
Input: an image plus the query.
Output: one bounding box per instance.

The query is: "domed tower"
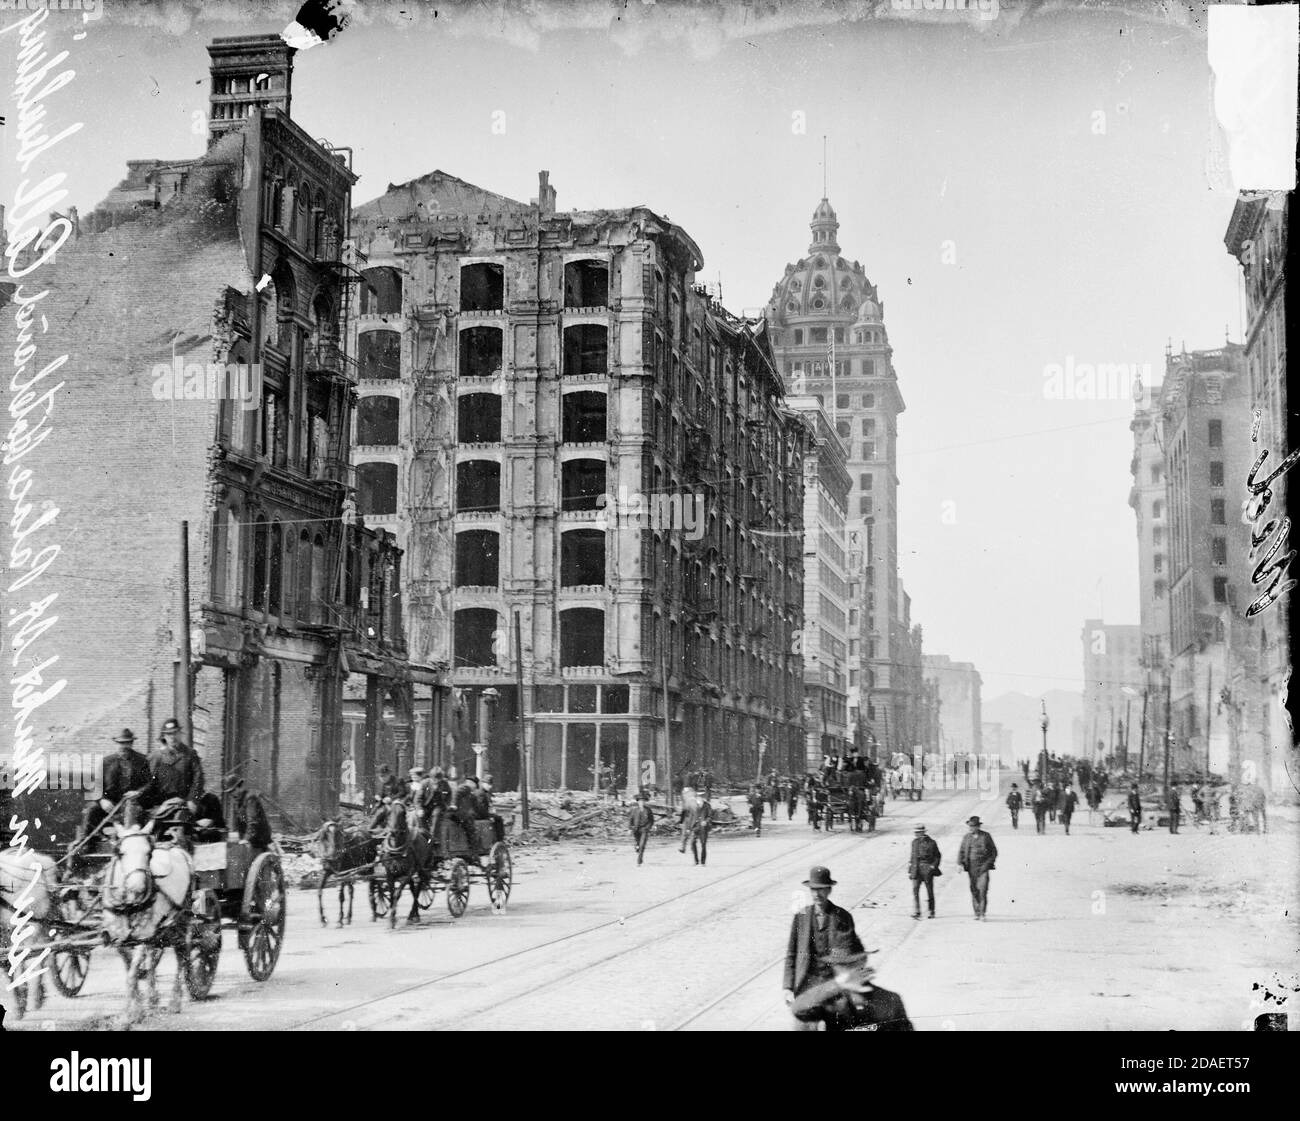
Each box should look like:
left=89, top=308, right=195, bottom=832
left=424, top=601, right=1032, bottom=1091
left=768, top=197, right=908, bottom=763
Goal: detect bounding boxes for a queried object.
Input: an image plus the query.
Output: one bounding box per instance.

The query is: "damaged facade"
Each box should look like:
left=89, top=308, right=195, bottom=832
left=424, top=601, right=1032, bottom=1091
left=0, top=35, right=436, bottom=830
left=349, top=171, right=807, bottom=792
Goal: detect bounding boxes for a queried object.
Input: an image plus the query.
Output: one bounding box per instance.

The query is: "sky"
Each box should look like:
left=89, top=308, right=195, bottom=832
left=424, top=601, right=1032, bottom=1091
left=5, top=0, right=1248, bottom=703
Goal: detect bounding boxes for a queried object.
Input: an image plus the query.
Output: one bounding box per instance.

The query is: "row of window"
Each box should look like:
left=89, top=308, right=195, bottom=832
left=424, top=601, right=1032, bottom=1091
left=356, top=260, right=611, bottom=321
left=794, top=359, right=877, bottom=379
left=356, top=323, right=611, bottom=382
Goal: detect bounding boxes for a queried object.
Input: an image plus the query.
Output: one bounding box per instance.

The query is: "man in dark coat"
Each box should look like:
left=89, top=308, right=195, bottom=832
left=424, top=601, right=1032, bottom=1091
left=766, top=774, right=780, bottom=819
left=678, top=791, right=713, bottom=865
left=224, top=777, right=273, bottom=853
left=78, top=729, right=153, bottom=841
left=1005, top=783, right=1023, bottom=830
left=956, top=816, right=998, bottom=921
left=1166, top=785, right=1181, bottom=834
left=791, top=947, right=913, bottom=1032
left=146, top=717, right=204, bottom=818
left=785, top=780, right=798, bottom=821
left=783, top=866, right=864, bottom=1019
left=907, top=823, right=942, bottom=919
left=747, top=785, right=766, bottom=836
left=1046, top=782, right=1059, bottom=823
left=1032, top=783, right=1050, bottom=834
left=1059, top=785, right=1079, bottom=834
left=628, top=792, right=654, bottom=865
left=1127, top=784, right=1142, bottom=833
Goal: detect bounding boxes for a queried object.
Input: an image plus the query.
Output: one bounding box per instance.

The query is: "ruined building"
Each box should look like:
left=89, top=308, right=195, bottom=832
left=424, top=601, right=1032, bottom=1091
left=348, top=171, right=808, bottom=791
left=767, top=199, right=924, bottom=759
left=0, top=35, right=435, bottom=831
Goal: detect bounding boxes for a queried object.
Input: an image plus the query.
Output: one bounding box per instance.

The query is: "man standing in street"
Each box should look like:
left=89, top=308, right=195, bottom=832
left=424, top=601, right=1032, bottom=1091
left=907, top=823, right=942, bottom=919
left=1166, top=785, right=1181, bottom=834
left=1032, top=783, right=1049, bottom=834
left=1127, top=783, right=1143, bottom=833
left=678, top=789, right=712, bottom=865
left=957, top=816, right=998, bottom=921
left=786, top=779, right=798, bottom=821
left=783, top=865, right=864, bottom=1025
left=1059, top=785, right=1078, bottom=834
left=748, top=784, right=766, bottom=836
left=1005, top=783, right=1023, bottom=830
left=628, top=792, right=654, bottom=865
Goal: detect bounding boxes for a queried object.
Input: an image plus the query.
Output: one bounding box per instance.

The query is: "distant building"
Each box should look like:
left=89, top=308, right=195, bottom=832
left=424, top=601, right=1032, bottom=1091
left=787, top=397, right=851, bottom=769
left=1079, top=620, right=1143, bottom=767
left=348, top=171, right=807, bottom=792
left=981, top=722, right=1014, bottom=765
left=1129, top=385, right=1169, bottom=681
left=922, top=654, right=982, bottom=759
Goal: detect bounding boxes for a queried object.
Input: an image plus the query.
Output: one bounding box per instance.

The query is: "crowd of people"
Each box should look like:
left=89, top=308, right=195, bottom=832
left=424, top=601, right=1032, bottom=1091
left=370, top=763, right=504, bottom=848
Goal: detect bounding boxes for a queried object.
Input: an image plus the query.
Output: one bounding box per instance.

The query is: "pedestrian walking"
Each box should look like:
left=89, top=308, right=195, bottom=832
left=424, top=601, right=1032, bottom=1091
left=786, top=781, right=798, bottom=821
left=783, top=865, right=864, bottom=1027
left=748, top=784, right=766, bottom=836
left=628, top=792, right=654, bottom=865
left=1166, top=785, right=1181, bottom=834
left=678, top=789, right=713, bottom=865
left=956, top=816, right=998, bottom=921
left=789, top=947, right=913, bottom=1032
left=1032, top=784, right=1049, bottom=834
left=1191, top=782, right=1205, bottom=825
left=1047, top=782, right=1059, bottom=823
left=1005, top=783, right=1023, bottom=830
left=908, top=823, right=942, bottom=919
left=1127, top=784, right=1142, bottom=833
left=1059, top=786, right=1078, bottom=834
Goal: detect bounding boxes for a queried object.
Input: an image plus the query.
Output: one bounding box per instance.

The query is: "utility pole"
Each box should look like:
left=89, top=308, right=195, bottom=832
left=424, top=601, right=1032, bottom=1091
left=178, top=521, right=193, bottom=751
left=1163, top=673, right=1173, bottom=797
left=1204, top=665, right=1213, bottom=778
left=513, top=611, right=529, bottom=830
left=1137, top=682, right=1149, bottom=779
left=661, top=644, right=674, bottom=809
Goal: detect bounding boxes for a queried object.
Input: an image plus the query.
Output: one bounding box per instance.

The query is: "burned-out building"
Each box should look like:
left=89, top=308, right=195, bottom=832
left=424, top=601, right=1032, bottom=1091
left=0, top=35, right=436, bottom=831
left=349, top=171, right=808, bottom=792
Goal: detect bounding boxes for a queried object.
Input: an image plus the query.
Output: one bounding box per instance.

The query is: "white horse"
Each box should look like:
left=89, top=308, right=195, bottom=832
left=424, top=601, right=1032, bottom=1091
left=0, top=846, right=59, bottom=1020
left=102, top=823, right=195, bottom=1024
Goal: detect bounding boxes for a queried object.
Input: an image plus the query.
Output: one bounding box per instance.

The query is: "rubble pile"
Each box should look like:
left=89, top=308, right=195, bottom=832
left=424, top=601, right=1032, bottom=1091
left=498, top=791, right=742, bottom=846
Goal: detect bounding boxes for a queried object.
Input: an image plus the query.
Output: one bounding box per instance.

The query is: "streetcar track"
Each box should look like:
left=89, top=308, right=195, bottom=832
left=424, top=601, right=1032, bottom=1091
left=668, top=792, right=980, bottom=1031
left=287, top=802, right=920, bottom=1030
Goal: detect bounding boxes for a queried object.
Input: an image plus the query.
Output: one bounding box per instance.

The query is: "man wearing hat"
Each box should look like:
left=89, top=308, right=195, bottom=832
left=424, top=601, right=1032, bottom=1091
left=790, top=946, right=914, bottom=1031
left=907, top=824, right=943, bottom=919
left=224, top=774, right=273, bottom=853
left=783, top=866, right=864, bottom=1017
left=1005, top=783, right=1023, bottom=830
left=957, top=816, right=998, bottom=920
left=628, top=791, right=655, bottom=865
left=146, top=716, right=205, bottom=818
left=77, top=729, right=153, bottom=842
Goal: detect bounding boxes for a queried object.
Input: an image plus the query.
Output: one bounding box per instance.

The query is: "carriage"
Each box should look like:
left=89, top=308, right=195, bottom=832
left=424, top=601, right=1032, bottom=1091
left=370, top=814, right=513, bottom=924
left=3, top=804, right=287, bottom=1012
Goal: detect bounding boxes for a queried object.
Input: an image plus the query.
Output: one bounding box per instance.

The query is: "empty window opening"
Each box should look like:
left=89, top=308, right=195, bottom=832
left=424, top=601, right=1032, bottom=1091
left=455, top=530, right=500, bottom=587
left=561, top=459, right=606, bottom=511
left=358, top=330, right=401, bottom=380
left=455, top=608, right=499, bottom=667
left=458, top=393, right=502, bottom=443
left=561, top=529, right=606, bottom=586
left=564, top=324, right=609, bottom=377
left=460, top=326, right=503, bottom=379
left=461, top=263, right=504, bottom=311
left=357, top=462, right=398, bottom=516
left=357, top=395, right=400, bottom=446
left=359, top=267, right=402, bottom=316
left=564, top=260, right=609, bottom=308
left=456, top=460, right=501, bottom=512
left=562, top=391, right=607, bottom=443
left=560, top=608, right=605, bottom=668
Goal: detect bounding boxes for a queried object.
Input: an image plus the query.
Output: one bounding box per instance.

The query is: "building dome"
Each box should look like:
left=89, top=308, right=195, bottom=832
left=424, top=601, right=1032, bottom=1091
left=855, top=297, right=882, bottom=324
left=768, top=196, right=877, bottom=326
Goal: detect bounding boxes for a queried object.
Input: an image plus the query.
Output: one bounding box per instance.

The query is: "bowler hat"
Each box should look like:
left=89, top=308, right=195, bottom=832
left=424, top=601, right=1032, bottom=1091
left=967, top=816, right=982, bottom=826
left=821, top=946, right=870, bottom=967
left=160, top=718, right=182, bottom=735
left=802, top=865, right=836, bottom=888
left=913, top=823, right=927, bottom=832
left=409, top=767, right=426, bottom=779
left=112, top=729, right=136, bottom=745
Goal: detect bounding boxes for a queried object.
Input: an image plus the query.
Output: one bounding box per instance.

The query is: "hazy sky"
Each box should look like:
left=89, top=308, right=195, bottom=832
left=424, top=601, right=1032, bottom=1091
left=9, top=1, right=1246, bottom=701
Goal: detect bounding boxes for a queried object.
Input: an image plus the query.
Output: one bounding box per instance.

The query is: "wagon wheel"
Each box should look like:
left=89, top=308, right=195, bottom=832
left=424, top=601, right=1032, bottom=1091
left=49, top=894, right=92, bottom=997
left=486, top=843, right=512, bottom=913
left=445, top=858, right=470, bottom=918
left=183, top=891, right=223, bottom=1000
left=241, top=853, right=286, bottom=982
left=417, top=875, right=436, bottom=910
left=370, top=873, right=392, bottom=920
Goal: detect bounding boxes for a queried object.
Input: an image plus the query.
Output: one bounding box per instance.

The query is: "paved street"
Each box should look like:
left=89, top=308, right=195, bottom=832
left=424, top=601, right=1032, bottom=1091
left=9, top=779, right=1293, bottom=1031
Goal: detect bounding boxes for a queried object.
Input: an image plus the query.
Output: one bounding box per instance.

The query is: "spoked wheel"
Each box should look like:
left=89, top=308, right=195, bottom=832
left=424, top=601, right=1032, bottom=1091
left=417, top=876, right=435, bottom=910
left=445, top=858, right=470, bottom=918
left=183, top=892, right=223, bottom=1000
left=241, top=853, right=286, bottom=982
left=50, top=894, right=93, bottom=997
left=370, top=875, right=392, bottom=921
left=487, top=843, right=512, bottom=913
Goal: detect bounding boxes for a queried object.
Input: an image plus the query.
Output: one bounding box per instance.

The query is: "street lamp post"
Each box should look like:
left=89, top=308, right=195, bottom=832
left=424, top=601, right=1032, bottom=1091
left=1039, top=700, right=1049, bottom=784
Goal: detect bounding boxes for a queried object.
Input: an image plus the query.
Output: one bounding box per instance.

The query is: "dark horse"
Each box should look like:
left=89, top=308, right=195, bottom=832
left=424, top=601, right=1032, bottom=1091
left=370, top=801, right=435, bottom=929
left=313, top=821, right=378, bottom=927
